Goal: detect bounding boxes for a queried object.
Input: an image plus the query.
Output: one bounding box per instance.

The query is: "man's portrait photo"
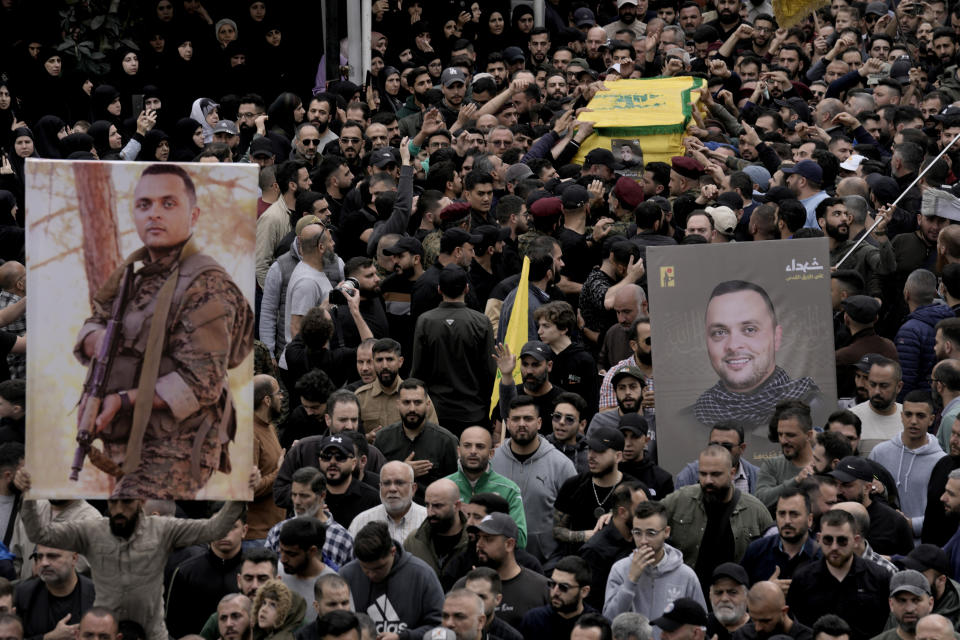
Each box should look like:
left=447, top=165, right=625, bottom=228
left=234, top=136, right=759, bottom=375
left=692, top=280, right=824, bottom=429
left=26, top=160, right=257, bottom=500
left=647, top=240, right=837, bottom=472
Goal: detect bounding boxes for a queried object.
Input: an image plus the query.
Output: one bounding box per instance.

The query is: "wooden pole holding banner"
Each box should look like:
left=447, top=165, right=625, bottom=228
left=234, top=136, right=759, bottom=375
left=835, top=129, right=960, bottom=268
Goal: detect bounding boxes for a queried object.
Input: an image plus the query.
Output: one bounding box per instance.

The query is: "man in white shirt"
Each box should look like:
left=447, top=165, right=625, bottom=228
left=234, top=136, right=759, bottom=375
left=348, top=461, right=426, bottom=544
left=851, top=357, right=903, bottom=454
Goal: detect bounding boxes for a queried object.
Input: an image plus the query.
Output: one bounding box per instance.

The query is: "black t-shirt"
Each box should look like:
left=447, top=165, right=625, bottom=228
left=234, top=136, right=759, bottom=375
left=555, top=472, right=636, bottom=533
left=432, top=530, right=461, bottom=566
left=325, top=478, right=381, bottom=529
left=694, top=493, right=737, bottom=589
left=556, top=227, right=593, bottom=286
left=866, top=499, right=915, bottom=556
left=339, top=209, right=376, bottom=259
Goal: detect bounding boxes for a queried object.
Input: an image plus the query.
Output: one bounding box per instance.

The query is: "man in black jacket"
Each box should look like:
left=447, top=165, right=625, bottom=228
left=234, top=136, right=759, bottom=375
left=13, top=545, right=96, bottom=640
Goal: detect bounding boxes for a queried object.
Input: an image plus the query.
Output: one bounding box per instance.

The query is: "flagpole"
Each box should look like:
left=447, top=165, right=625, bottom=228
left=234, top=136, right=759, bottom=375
left=835, top=129, right=960, bottom=268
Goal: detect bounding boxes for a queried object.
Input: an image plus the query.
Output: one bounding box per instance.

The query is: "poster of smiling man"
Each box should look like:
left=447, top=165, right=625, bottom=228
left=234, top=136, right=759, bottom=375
left=646, top=239, right=837, bottom=473
left=26, top=159, right=256, bottom=500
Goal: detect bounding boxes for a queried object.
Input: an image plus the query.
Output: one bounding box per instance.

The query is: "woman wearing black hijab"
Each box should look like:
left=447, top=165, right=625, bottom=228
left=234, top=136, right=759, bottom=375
left=20, top=47, right=70, bottom=126
left=170, top=117, right=204, bottom=161
left=265, top=92, right=304, bottom=142
left=87, top=120, right=122, bottom=160
left=475, top=6, right=513, bottom=65
left=0, top=190, right=24, bottom=262
left=137, top=129, right=170, bottom=161
left=0, top=81, right=19, bottom=150
left=91, top=84, right=123, bottom=125
left=31, top=115, right=66, bottom=159
left=377, top=66, right=404, bottom=114
left=109, top=46, right=147, bottom=119
left=60, top=132, right=96, bottom=158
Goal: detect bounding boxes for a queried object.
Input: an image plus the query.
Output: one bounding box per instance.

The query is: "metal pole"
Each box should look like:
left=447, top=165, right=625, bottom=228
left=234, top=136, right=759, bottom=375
left=835, top=129, right=960, bottom=268
left=361, top=0, right=372, bottom=83
left=347, top=0, right=363, bottom=85
left=533, top=0, right=545, bottom=27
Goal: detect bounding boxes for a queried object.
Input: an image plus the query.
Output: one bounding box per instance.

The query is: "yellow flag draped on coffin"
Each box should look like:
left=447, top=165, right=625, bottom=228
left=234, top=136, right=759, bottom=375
left=489, top=256, right=530, bottom=418
left=573, top=76, right=706, bottom=166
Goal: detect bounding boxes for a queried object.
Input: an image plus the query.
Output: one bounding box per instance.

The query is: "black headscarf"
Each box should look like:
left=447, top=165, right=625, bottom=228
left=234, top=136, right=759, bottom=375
left=266, top=92, right=301, bottom=140
left=137, top=128, right=170, bottom=161
left=171, top=117, right=203, bottom=161
left=0, top=191, right=16, bottom=227
left=60, top=132, right=96, bottom=157
left=32, top=115, right=65, bottom=158
left=92, top=84, right=122, bottom=124
left=87, top=120, right=116, bottom=159
left=8, top=127, right=36, bottom=182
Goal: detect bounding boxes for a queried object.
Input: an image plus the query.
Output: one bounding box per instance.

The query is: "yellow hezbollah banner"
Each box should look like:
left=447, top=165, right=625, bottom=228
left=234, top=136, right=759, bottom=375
left=574, top=76, right=705, bottom=166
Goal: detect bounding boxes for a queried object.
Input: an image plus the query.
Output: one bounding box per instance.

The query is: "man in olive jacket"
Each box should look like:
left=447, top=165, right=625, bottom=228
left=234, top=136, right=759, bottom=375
left=661, top=446, right=773, bottom=587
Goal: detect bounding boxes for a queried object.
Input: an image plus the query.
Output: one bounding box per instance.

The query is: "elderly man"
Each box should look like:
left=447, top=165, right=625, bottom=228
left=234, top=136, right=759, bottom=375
left=348, top=461, right=426, bottom=543
left=441, top=589, right=487, bottom=640
left=706, top=564, right=750, bottom=640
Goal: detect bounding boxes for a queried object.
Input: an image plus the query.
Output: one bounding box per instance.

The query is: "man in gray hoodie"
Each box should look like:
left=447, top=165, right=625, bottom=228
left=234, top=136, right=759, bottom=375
left=868, top=390, right=946, bottom=539
left=602, top=500, right=705, bottom=628
left=491, top=395, right=576, bottom=567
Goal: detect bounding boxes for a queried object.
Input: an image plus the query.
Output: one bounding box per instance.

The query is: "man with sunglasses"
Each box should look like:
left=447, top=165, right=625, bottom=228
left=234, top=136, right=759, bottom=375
left=602, top=500, right=704, bottom=622
left=292, top=123, right=322, bottom=169
left=545, top=393, right=590, bottom=474
left=519, top=556, right=596, bottom=638
left=787, top=509, right=892, bottom=640
left=314, top=435, right=380, bottom=529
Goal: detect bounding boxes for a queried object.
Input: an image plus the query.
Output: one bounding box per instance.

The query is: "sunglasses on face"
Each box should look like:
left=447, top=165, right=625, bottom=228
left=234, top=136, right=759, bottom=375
left=551, top=413, right=578, bottom=426
left=302, top=139, right=320, bottom=146
left=820, top=534, right=850, bottom=547
left=547, top=579, right=579, bottom=593
left=320, top=451, right=352, bottom=462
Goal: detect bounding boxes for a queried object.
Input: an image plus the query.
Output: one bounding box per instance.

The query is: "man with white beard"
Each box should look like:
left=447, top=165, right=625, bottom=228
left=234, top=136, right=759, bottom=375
left=706, top=564, right=750, bottom=640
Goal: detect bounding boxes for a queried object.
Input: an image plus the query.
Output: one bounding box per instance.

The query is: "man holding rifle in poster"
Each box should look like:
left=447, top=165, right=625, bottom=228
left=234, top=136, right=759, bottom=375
left=71, top=164, right=254, bottom=500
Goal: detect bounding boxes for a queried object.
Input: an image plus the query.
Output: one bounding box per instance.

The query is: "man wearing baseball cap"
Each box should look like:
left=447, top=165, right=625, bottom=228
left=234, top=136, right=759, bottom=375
left=706, top=564, right=750, bottom=640
left=835, top=299, right=897, bottom=401
left=872, top=570, right=933, bottom=640
left=554, top=425, right=635, bottom=548
left=493, top=340, right=565, bottom=428
left=782, top=160, right=828, bottom=228
left=830, top=456, right=914, bottom=555
left=617, top=414, right=672, bottom=500
left=315, top=435, right=381, bottom=529
left=453, top=513, right=551, bottom=630
left=583, top=148, right=623, bottom=183
left=603, top=0, right=646, bottom=40
left=651, top=598, right=708, bottom=640
left=899, top=544, right=960, bottom=622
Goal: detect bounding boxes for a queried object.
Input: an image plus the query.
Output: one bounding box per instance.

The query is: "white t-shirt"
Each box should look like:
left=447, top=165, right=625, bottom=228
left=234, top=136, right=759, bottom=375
left=851, top=401, right=903, bottom=455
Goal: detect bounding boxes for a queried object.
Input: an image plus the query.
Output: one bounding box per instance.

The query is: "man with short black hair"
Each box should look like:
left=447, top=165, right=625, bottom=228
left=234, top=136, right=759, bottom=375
left=278, top=517, right=337, bottom=622
left=294, top=575, right=354, bottom=640
left=787, top=509, right=892, bottom=640
left=740, top=488, right=818, bottom=590
left=520, top=556, right=596, bottom=637
left=341, top=521, right=443, bottom=640
left=410, top=267, right=495, bottom=436
left=756, top=402, right=816, bottom=510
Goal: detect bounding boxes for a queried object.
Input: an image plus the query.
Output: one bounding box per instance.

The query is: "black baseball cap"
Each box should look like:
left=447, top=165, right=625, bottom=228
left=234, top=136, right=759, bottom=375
left=841, top=295, right=881, bottom=324
left=712, top=562, right=749, bottom=586
left=854, top=352, right=886, bottom=373
left=561, top=184, right=589, bottom=209
left=652, top=598, right=708, bottom=631
left=618, top=413, right=649, bottom=436
left=829, top=456, right=873, bottom=483
left=901, top=544, right=951, bottom=575
left=519, top=341, right=553, bottom=362
left=585, top=425, right=625, bottom=451
left=383, top=236, right=423, bottom=257
left=319, top=435, right=353, bottom=457
left=440, top=228, right=482, bottom=254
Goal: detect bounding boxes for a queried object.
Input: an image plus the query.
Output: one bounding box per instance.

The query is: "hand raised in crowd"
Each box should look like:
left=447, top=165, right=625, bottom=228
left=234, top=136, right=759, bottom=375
left=398, top=136, right=411, bottom=166
left=455, top=102, right=478, bottom=129
left=832, top=112, right=860, bottom=129
left=492, top=343, right=516, bottom=378
left=135, top=110, right=157, bottom=136
left=592, top=216, right=614, bottom=243
left=553, top=109, right=575, bottom=136
left=769, top=566, right=792, bottom=596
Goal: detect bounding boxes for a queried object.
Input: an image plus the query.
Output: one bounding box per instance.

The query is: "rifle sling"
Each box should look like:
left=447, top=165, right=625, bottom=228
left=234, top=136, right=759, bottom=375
left=122, top=239, right=201, bottom=476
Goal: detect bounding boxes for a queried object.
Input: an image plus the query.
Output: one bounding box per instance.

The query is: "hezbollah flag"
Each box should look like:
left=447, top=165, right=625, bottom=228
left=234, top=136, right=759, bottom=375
left=489, top=256, right=530, bottom=418
left=574, top=76, right=707, bottom=166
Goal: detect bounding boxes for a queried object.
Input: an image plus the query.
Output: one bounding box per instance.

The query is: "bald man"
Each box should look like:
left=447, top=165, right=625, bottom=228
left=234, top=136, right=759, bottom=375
left=734, top=581, right=812, bottom=640
left=915, top=614, right=954, bottom=640
left=446, top=426, right=528, bottom=548
left=599, top=285, right=648, bottom=371
left=405, top=479, right=468, bottom=577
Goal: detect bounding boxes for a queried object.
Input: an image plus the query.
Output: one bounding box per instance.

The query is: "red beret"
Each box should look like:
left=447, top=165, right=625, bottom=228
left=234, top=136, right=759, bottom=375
left=529, top=196, right=563, bottom=218
left=439, top=201, right=472, bottom=222
left=613, top=176, right=643, bottom=209
left=671, top=156, right=704, bottom=180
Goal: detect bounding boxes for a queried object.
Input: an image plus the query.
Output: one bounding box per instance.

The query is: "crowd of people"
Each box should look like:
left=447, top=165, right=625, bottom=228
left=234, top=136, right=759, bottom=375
left=3, top=0, right=960, bottom=638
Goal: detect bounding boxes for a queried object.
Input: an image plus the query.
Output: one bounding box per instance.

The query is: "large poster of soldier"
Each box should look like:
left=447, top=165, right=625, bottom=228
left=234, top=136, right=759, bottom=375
left=646, top=239, right=838, bottom=473
left=25, top=159, right=256, bottom=500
